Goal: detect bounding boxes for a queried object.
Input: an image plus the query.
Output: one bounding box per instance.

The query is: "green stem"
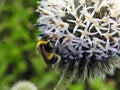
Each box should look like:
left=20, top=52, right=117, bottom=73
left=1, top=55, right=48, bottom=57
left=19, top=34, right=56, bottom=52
left=54, top=61, right=79, bottom=90
left=53, top=76, right=72, bottom=90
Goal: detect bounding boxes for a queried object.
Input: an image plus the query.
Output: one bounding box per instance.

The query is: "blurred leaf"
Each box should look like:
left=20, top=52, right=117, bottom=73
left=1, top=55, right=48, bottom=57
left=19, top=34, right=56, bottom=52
left=89, top=78, right=116, bottom=90
left=69, top=83, right=85, bottom=90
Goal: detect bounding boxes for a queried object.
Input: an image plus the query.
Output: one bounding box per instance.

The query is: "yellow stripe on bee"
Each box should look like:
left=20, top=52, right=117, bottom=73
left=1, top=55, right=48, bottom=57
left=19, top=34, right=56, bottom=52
left=37, top=40, right=48, bottom=47
left=46, top=53, right=54, bottom=60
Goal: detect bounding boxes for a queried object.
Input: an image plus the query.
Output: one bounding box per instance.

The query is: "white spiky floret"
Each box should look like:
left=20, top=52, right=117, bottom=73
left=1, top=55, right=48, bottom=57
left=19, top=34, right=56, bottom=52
left=37, top=0, right=120, bottom=81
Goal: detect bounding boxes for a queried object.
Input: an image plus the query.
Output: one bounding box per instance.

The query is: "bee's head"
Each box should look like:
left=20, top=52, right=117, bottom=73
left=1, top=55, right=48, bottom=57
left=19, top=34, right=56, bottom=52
left=38, top=33, right=58, bottom=43
left=38, top=34, right=49, bottom=40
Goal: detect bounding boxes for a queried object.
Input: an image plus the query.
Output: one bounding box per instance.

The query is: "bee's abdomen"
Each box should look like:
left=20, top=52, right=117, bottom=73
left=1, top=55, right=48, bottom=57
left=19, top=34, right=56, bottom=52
left=48, top=55, right=58, bottom=64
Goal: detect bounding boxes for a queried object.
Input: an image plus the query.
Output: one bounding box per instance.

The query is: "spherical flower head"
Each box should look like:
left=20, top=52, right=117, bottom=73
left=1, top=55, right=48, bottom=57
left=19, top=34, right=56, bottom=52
left=37, top=0, right=120, bottom=82
left=11, top=81, right=38, bottom=90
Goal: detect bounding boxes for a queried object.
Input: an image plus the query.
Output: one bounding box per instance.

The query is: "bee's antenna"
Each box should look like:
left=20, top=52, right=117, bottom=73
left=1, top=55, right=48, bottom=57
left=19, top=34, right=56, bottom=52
left=38, top=34, right=46, bottom=37
left=34, top=24, right=46, bottom=27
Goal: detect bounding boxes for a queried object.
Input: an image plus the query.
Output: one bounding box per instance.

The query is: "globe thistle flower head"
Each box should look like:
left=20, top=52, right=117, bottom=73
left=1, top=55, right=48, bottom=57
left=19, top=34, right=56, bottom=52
left=37, top=0, right=120, bottom=82
left=11, top=81, right=38, bottom=90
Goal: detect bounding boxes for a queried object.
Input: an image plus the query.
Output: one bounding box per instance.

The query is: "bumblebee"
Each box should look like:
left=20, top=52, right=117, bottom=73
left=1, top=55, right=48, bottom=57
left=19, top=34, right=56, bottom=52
left=37, top=34, right=61, bottom=68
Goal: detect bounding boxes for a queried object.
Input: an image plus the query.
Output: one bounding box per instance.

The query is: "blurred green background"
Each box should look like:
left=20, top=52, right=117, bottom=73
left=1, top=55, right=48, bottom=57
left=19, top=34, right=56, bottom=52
left=0, top=0, right=120, bottom=90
